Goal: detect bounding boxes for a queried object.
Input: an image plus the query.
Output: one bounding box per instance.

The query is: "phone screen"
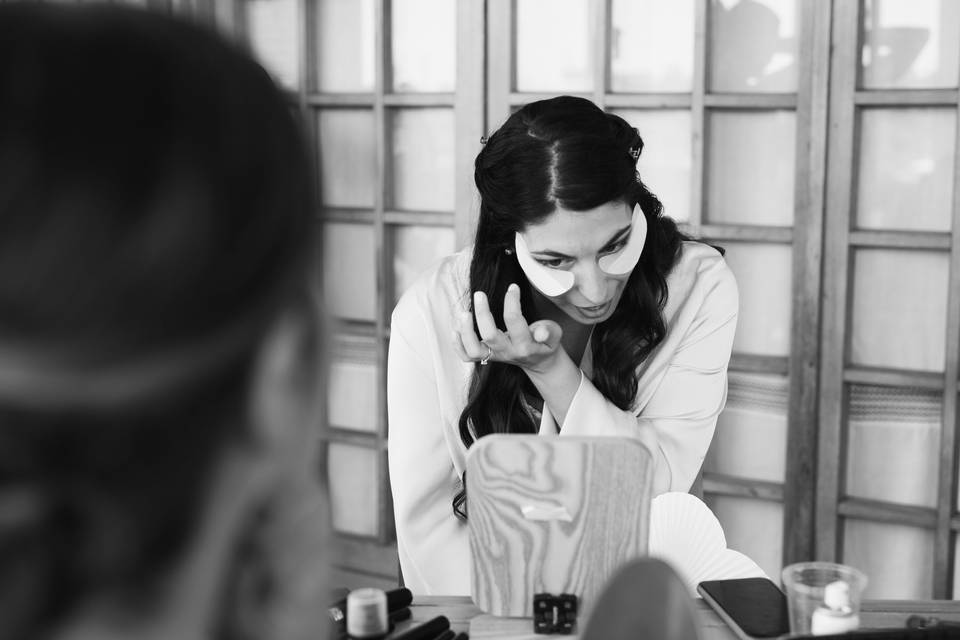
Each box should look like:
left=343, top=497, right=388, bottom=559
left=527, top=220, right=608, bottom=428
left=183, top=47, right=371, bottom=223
left=698, top=578, right=790, bottom=639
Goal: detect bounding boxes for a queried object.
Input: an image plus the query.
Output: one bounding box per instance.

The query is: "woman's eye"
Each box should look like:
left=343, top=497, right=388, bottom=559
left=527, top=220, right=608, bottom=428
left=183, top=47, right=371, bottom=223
left=600, top=239, right=628, bottom=255
left=535, top=258, right=568, bottom=269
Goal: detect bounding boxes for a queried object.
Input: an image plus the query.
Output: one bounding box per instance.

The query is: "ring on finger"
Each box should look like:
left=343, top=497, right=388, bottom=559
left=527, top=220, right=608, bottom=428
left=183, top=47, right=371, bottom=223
left=480, top=345, right=493, bottom=366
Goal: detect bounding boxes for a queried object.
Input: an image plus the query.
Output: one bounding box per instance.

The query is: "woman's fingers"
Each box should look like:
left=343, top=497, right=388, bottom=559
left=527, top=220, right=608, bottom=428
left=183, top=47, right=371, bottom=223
left=528, top=320, right=562, bottom=349
left=502, top=283, right=533, bottom=346
left=473, top=291, right=507, bottom=347
left=455, top=310, right=486, bottom=359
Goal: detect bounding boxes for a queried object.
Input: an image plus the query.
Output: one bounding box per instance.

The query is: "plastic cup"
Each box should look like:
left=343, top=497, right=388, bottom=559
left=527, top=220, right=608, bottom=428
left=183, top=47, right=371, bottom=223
left=781, top=562, right=868, bottom=636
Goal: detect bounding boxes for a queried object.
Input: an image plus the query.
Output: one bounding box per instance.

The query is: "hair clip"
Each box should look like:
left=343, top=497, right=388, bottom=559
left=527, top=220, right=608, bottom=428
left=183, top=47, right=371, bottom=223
left=504, top=247, right=514, bottom=256
left=480, top=135, right=489, bottom=145
left=628, top=145, right=641, bottom=161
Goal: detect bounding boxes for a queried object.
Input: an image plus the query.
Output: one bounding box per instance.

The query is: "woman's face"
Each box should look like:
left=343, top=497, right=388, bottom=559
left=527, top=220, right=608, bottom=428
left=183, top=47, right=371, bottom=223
left=518, top=200, right=636, bottom=325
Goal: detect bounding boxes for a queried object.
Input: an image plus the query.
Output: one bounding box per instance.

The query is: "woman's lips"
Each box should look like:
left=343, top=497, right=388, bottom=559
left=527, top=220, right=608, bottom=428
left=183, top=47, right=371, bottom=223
left=576, top=301, right=610, bottom=317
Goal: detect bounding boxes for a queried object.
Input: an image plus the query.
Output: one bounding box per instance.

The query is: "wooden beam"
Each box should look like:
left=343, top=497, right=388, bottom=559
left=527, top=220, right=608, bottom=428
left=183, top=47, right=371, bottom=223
left=704, top=93, right=797, bottom=109
left=506, top=91, right=593, bottom=105
left=679, top=223, right=793, bottom=244
left=374, top=0, right=391, bottom=545
left=454, top=0, right=486, bottom=249
left=604, top=93, right=693, bottom=109
left=933, top=31, right=960, bottom=598
left=848, top=230, right=951, bottom=250
left=384, top=210, right=456, bottom=227
left=729, top=353, right=790, bottom=376
left=703, top=473, right=785, bottom=502
left=486, top=0, right=513, bottom=131
left=838, top=498, right=937, bottom=529
left=689, top=0, right=707, bottom=227
left=590, top=0, right=610, bottom=109
left=854, top=89, right=958, bottom=107
left=384, top=93, right=456, bottom=107
left=843, top=367, right=944, bottom=390
left=816, top=0, right=860, bottom=563
left=783, top=0, right=831, bottom=567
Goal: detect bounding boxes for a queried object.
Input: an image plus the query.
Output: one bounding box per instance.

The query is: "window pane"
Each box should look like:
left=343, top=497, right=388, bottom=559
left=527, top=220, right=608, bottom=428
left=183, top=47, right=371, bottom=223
left=846, top=385, right=940, bottom=508
left=954, top=537, right=960, bottom=596
left=723, top=242, right=792, bottom=356
left=611, top=0, right=694, bottom=92
left=392, top=0, right=455, bottom=92
left=246, top=0, right=299, bottom=90
left=710, top=0, right=798, bottom=93
left=856, top=108, right=956, bottom=232
left=844, top=520, right=933, bottom=599
left=316, top=0, right=375, bottom=92
left=328, top=335, right=378, bottom=433
left=706, top=372, right=787, bottom=483
left=391, top=108, right=455, bottom=211
left=706, top=110, right=796, bottom=226
left=706, top=495, right=783, bottom=582
left=392, top=226, right=456, bottom=304
left=318, top=109, right=376, bottom=208
left=516, top=0, right=592, bottom=92
left=850, top=249, right=948, bottom=372
left=328, top=443, right=379, bottom=536
left=323, top=223, right=376, bottom=321
left=861, top=0, right=960, bottom=89
left=614, top=110, right=692, bottom=222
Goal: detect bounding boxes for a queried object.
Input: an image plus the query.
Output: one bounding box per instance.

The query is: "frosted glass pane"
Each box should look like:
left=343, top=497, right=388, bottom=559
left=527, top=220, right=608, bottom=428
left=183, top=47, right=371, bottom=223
left=861, top=0, right=960, bottom=89
left=850, top=249, right=948, bottom=372
left=706, top=111, right=795, bottom=226
left=318, top=110, right=375, bottom=208
left=328, top=335, right=379, bottom=433
left=611, top=0, right=694, bottom=92
left=706, top=495, right=783, bottom=582
left=723, top=243, right=792, bottom=356
left=328, top=443, right=378, bottom=536
left=614, top=110, right=692, bottom=222
left=392, top=0, right=455, bottom=92
left=856, top=108, right=956, bottom=232
left=844, top=520, right=933, bottom=599
left=516, top=0, right=592, bottom=92
left=316, top=0, right=375, bottom=92
left=705, top=372, right=787, bottom=483
left=846, top=385, right=940, bottom=508
left=710, top=0, right=798, bottom=92
left=246, top=0, right=299, bottom=90
left=323, top=223, right=376, bottom=321
left=392, top=226, right=455, bottom=304
left=391, top=109, right=455, bottom=211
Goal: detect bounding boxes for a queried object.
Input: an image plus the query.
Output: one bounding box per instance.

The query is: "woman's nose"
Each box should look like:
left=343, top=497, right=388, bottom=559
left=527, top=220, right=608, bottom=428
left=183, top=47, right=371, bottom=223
left=575, top=264, right=608, bottom=304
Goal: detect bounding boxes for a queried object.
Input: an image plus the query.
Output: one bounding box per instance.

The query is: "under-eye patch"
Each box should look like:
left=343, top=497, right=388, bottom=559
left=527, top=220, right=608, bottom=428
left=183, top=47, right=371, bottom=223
left=597, top=203, right=647, bottom=275
left=514, top=232, right=575, bottom=296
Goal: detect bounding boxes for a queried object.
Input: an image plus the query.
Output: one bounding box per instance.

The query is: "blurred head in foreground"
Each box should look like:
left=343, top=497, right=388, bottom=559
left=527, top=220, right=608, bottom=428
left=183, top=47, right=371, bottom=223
left=0, top=5, right=325, bottom=640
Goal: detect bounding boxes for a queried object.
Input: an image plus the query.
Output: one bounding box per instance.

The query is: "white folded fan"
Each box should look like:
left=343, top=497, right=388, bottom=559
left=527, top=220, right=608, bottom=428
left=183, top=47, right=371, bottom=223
left=648, top=492, right=768, bottom=594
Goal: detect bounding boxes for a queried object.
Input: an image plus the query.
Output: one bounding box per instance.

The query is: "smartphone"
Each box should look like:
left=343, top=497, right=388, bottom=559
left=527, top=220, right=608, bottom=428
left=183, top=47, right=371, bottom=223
left=698, top=577, right=790, bottom=640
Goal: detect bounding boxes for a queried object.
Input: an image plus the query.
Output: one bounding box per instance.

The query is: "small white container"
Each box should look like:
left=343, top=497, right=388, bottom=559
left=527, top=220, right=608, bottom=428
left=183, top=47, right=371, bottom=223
left=346, top=588, right=388, bottom=639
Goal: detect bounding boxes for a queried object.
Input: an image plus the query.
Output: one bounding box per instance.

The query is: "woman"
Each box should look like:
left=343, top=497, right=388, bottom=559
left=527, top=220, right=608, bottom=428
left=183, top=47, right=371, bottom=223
left=0, top=5, right=327, bottom=640
left=388, top=96, right=738, bottom=595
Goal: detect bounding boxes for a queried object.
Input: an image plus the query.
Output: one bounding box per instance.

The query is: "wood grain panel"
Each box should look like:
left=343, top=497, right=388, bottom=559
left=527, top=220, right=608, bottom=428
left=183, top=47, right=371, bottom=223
left=467, top=435, right=653, bottom=618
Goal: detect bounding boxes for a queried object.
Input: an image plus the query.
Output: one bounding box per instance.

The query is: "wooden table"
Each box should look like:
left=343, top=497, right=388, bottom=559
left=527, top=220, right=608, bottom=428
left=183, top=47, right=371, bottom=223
left=397, top=596, right=960, bottom=639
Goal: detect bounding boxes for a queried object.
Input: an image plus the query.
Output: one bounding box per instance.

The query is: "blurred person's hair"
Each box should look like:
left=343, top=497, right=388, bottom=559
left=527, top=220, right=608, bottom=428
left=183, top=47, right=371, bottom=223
left=0, top=4, right=317, bottom=639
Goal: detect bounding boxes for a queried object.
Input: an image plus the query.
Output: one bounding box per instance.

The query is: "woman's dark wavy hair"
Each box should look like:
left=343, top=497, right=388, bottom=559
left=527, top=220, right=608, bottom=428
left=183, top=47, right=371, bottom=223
left=0, top=5, right=315, bottom=639
left=454, top=96, right=686, bottom=519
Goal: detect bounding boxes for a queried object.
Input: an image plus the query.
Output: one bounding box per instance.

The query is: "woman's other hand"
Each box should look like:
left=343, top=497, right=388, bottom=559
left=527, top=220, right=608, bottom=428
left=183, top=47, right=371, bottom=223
left=453, top=284, right=563, bottom=375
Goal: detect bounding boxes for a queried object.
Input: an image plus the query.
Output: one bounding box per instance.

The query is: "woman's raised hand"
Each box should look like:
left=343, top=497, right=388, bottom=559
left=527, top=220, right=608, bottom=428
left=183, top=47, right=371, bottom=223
left=453, top=283, right=563, bottom=374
